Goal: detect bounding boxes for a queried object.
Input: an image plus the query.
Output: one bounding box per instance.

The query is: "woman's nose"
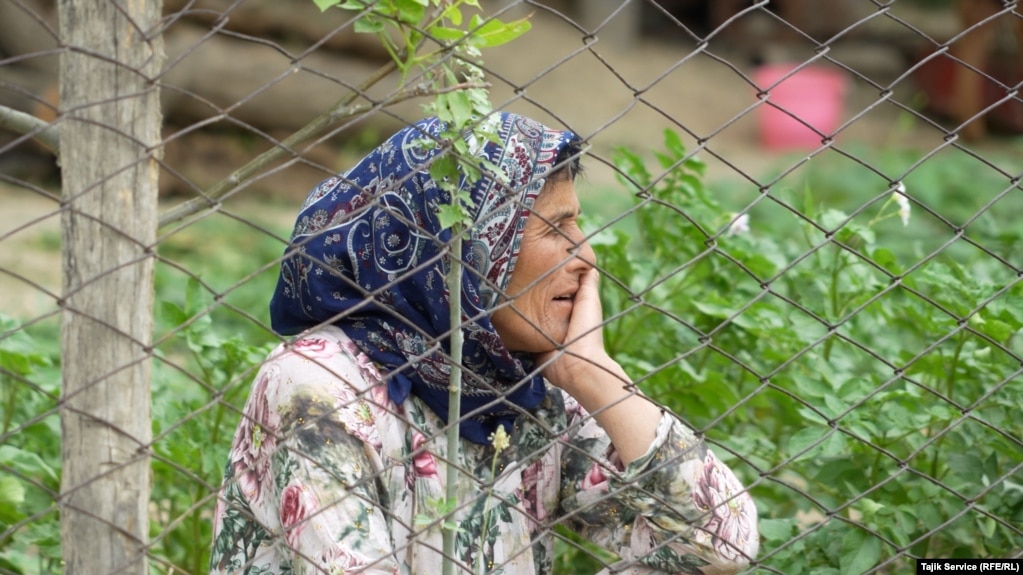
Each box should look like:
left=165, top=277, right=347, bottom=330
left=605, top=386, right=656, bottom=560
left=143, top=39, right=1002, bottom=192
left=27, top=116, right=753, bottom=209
left=568, top=240, right=596, bottom=272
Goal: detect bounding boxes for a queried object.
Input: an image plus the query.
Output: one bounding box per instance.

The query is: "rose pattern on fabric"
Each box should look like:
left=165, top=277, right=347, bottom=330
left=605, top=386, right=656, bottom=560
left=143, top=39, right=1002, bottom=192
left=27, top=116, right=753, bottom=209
left=229, top=366, right=280, bottom=502
left=340, top=338, right=386, bottom=388
left=280, top=481, right=318, bottom=550
left=581, top=461, right=610, bottom=493
left=319, top=544, right=368, bottom=574
left=410, top=431, right=439, bottom=483
left=287, top=336, right=338, bottom=360
left=336, top=397, right=382, bottom=449
left=520, top=460, right=546, bottom=525
left=519, top=455, right=559, bottom=528
left=692, top=451, right=759, bottom=562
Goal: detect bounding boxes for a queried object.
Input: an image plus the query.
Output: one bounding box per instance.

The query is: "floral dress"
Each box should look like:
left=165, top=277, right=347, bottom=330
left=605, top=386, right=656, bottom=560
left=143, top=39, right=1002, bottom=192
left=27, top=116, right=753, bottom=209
left=209, top=326, right=759, bottom=574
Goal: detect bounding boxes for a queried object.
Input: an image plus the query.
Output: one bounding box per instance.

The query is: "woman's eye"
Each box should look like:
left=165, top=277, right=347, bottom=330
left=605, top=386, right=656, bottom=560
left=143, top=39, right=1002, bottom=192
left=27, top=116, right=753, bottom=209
left=549, top=221, right=570, bottom=235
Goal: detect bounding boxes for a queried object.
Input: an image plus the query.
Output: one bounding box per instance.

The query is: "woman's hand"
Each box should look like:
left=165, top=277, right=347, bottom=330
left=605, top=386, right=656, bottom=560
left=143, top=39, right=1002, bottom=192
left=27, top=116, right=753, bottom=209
left=535, top=267, right=663, bottom=464
left=536, top=268, right=617, bottom=389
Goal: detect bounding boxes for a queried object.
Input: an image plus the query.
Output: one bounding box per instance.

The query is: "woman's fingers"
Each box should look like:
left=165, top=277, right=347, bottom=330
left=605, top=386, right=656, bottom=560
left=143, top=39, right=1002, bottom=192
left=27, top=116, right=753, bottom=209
left=566, top=268, right=603, bottom=346
left=538, top=268, right=609, bottom=387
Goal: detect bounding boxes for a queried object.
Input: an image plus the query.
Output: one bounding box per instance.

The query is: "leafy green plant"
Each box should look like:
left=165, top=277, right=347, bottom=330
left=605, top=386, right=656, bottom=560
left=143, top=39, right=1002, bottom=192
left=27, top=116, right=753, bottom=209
left=316, top=0, right=529, bottom=228
left=148, top=273, right=275, bottom=574
left=584, top=131, right=1023, bottom=574
left=0, top=214, right=281, bottom=573
left=0, top=315, right=61, bottom=574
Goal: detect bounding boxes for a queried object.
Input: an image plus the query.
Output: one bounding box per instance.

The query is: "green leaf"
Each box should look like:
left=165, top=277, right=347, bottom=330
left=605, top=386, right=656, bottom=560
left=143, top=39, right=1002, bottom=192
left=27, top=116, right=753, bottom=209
left=184, top=276, right=212, bottom=317
left=160, top=300, right=188, bottom=327
left=995, top=295, right=1023, bottom=325
left=429, top=26, right=467, bottom=42
left=434, top=94, right=454, bottom=124
left=443, top=3, right=462, bottom=26
left=980, top=318, right=1013, bottom=342
left=759, top=518, right=797, bottom=542
left=468, top=15, right=531, bottom=48
left=840, top=528, right=881, bottom=575
left=613, top=146, right=651, bottom=191
left=429, top=154, right=458, bottom=185
left=684, top=154, right=707, bottom=177
left=0, top=476, right=26, bottom=522
left=313, top=0, right=340, bottom=11
left=427, top=496, right=459, bottom=515
left=980, top=515, right=997, bottom=539
left=678, top=174, right=706, bottom=203
left=0, top=320, right=50, bottom=375
left=820, top=209, right=849, bottom=231
left=0, top=445, right=59, bottom=483
left=413, top=513, right=434, bottom=528
left=436, top=204, right=468, bottom=230
left=354, top=16, right=386, bottom=34
left=796, top=375, right=837, bottom=399
left=870, top=247, right=900, bottom=275
left=653, top=150, right=673, bottom=171
left=917, top=504, right=943, bottom=531
left=819, top=429, right=847, bottom=458
left=446, top=91, right=474, bottom=130
left=836, top=223, right=875, bottom=246
left=0, top=348, right=31, bottom=376
left=802, top=182, right=817, bottom=217
left=394, top=0, right=426, bottom=24
left=477, top=158, right=506, bottom=183
left=663, top=129, right=686, bottom=160
left=820, top=392, right=844, bottom=418
left=858, top=498, right=885, bottom=520
left=786, top=426, right=826, bottom=462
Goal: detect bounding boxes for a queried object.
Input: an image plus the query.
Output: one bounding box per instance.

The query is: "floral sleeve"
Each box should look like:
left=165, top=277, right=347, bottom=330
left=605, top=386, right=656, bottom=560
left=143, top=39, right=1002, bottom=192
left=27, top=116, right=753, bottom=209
left=209, top=336, right=399, bottom=575
left=557, top=395, right=759, bottom=575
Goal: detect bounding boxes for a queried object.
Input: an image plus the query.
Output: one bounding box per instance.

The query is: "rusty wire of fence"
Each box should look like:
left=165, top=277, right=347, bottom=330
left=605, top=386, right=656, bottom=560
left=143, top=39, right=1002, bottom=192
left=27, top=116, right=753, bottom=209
left=1, top=0, right=1022, bottom=573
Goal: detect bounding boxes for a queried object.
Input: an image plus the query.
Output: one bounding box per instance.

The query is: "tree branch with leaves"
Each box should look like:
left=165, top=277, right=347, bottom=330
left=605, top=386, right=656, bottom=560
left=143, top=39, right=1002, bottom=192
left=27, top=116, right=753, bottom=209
left=308, top=3, right=531, bottom=574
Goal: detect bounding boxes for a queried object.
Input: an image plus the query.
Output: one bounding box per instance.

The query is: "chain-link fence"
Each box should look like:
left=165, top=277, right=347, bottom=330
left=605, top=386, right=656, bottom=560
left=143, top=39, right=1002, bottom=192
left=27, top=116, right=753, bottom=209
left=2, top=0, right=1022, bottom=573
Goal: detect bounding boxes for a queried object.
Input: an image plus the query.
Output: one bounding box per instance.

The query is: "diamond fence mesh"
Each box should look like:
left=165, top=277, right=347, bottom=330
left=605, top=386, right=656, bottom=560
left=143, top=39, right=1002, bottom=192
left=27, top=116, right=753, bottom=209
left=2, top=0, right=1022, bottom=573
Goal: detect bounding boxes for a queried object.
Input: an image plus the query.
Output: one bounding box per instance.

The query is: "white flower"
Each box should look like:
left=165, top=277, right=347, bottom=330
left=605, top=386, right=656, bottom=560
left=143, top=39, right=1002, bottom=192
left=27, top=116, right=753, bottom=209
left=488, top=426, right=510, bottom=453
left=894, top=183, right=910, bottom=227
left=726, top=213, right=750, bottom=236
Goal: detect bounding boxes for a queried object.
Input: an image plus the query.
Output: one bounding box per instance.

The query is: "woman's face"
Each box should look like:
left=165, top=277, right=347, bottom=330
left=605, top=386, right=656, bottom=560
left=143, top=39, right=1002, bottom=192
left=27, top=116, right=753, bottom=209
left=491, top=178, right=595, bottom=353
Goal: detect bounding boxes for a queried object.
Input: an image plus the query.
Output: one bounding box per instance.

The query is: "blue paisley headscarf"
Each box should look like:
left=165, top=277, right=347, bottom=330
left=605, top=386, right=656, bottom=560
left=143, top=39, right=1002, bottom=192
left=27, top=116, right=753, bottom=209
left=269, top=112, right=581, bottom=444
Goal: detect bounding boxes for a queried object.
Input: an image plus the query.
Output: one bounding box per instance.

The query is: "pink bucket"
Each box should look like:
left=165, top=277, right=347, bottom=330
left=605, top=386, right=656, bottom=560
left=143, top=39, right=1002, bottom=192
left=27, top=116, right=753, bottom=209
left=754, top=64, right=847, bottom=150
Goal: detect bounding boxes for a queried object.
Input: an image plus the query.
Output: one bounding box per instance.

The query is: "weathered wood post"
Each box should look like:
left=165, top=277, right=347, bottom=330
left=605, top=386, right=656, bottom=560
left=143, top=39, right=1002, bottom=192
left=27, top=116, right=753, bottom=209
left=58, top=0, right=163, bottom=571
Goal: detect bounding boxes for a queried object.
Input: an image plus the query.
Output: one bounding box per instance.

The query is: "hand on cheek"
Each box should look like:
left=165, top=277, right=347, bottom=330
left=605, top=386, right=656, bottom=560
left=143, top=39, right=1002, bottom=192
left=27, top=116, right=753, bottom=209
left=537, top=268, right=615, bottom=389
left=536, top=266, right=661, bottom=465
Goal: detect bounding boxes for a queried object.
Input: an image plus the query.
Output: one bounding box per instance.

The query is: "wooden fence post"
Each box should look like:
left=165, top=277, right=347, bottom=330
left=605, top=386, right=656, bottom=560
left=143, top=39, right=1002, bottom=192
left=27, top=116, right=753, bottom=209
left=58, top=0, right=163, bottom=572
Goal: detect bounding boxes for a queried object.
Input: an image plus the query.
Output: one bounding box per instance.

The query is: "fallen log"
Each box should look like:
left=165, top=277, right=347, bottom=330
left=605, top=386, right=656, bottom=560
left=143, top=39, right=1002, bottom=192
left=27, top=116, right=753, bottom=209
left=160, top=22, right=414, bottom=134
left=162, top=0, right=393, bottom=62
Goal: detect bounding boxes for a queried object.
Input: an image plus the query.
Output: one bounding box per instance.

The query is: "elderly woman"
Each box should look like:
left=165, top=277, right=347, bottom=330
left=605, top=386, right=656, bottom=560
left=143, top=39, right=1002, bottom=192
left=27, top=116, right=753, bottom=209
left=209, top=112, right=759, bottom=574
